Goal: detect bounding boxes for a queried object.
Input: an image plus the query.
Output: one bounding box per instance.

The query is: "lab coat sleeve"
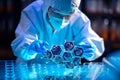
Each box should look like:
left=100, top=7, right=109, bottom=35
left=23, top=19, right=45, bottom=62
left=11, top=11, right=39, bottom=61
left=73, top=17, right=105, bottom=61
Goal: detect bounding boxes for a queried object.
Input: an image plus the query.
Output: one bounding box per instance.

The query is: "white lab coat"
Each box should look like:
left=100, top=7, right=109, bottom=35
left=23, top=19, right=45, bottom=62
left=11, top=0, right=105, bottom=62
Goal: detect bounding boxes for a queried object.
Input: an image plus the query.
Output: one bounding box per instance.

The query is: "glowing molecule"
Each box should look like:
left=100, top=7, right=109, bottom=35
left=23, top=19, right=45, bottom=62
left=51, top=45, right=62, bottom=55
left=64, top=41, right=74, bottom=51
left=43, top=41, right=84, bottom=68
left=54, top=55, right=63, bottom=64
left=63, top=52, right=73, bottom=62
left=73, top=47, right=83, bottom=57
left=73, top=58, right=81, bottom=66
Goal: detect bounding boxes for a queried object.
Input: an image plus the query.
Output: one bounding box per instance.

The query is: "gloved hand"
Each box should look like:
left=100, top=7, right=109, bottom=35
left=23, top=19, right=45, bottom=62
left=78, top=42, right=96, bottom=58
left=30, top=40, right=48, bottom=54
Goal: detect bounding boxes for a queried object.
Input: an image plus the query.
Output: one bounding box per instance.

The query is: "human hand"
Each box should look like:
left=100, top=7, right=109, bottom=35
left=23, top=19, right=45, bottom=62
left=78, top=42, right=96, bottom=58
left=30, top=40, right=48, bottom=54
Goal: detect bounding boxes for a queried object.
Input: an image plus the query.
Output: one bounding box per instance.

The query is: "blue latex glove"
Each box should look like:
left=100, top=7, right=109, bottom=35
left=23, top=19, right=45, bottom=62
left=30, top=40, right=48, bottom=53
left=78, top=42, right=96, bottom=58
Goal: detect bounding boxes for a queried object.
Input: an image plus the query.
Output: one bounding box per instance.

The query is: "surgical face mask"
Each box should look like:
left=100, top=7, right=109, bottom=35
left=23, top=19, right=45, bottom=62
left=49, top=15, right=63, bottom=30
left=49, top=15, right=69, bottom=30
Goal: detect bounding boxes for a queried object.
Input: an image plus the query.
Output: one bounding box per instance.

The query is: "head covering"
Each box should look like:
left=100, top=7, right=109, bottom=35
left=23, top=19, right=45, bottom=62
left=43, top=0, right=81, bottom=15
left=51, top=0, right=81, bottom=14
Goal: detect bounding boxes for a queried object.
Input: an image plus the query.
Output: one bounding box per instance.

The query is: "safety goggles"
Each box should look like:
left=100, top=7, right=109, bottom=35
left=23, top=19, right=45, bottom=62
left=48, top=6, right=74, bottom=20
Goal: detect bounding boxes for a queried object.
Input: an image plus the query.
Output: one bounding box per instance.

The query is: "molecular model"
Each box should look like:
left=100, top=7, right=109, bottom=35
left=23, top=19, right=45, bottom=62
left=43, top=41, right=83, bottom=68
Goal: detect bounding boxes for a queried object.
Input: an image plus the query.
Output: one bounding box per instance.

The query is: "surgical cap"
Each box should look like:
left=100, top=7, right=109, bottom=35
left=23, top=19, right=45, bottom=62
left=48, top=0, right=81, bottom=14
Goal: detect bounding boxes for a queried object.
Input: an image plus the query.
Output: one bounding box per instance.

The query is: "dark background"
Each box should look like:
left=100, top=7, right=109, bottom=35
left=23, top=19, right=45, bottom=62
left=0, top=0, right=120, bottom=60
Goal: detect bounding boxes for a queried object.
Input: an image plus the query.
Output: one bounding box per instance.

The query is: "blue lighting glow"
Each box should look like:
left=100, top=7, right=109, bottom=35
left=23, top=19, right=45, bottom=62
left=0, top=59, right=120, bottom=80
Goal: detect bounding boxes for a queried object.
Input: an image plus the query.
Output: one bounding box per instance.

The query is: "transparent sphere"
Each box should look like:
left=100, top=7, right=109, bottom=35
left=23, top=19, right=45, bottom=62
left=54, top=55, right=63, bottom=64
left=64, top=42, right=74, bottom=51
left=73, top=47, right=83, bottom=57
left=73, top=58, right=81, bottom=66
left=51, top=45, right=62, bottom=55
left=63, top=52, right=73, bottom=62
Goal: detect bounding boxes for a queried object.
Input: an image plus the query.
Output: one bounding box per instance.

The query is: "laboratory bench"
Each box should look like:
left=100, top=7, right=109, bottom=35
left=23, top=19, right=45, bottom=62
left=0, top=50, right=120, bottom=80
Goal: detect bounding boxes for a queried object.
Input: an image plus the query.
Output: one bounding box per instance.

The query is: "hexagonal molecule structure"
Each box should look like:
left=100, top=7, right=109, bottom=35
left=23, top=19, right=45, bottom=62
left=51, top=45, right=62, bottom=55
left=73, top=47, right=83, bottom=57
left=54, top=55, right=63, bottom=64
left=45, top=41, right=84, bottom=68
left=73, top=57, right=81, bottom=66
left=63, top=52, right=73, bottom=62
left=64, top=41, right=74, bottom=51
